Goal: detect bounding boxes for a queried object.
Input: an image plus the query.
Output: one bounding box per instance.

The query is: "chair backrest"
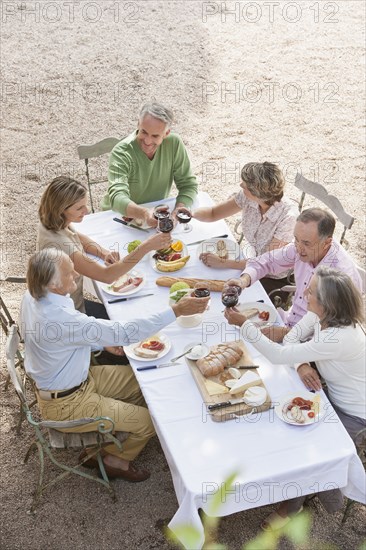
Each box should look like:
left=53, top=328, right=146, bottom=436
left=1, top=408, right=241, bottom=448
left=6, top=325, right=26, bottom=404
left=77, top=137, right=120, bottom=213
left=356, top=263, right=366, bottom=295
left=294, top=173, right=354, bottom=247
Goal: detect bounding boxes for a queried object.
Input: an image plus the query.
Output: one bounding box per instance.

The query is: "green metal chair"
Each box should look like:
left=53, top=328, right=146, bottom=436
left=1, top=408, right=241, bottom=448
left=5, top=324, right=128, bottom=513
left=77, top=137, right=120, bottom=213
left=294, top=172, right=354, bottom=248
left=267, top=172, right=360, bottom=310
left=0, top=279, right=36, bottom=433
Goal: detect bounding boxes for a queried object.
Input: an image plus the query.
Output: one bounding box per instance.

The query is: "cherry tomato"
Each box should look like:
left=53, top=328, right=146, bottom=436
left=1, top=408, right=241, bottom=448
left=308, top=411, right=315, bottom=418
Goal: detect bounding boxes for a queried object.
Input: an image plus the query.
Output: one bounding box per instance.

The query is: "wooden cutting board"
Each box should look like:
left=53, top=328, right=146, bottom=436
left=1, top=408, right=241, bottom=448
left=187, top=340, right=272, bottom=422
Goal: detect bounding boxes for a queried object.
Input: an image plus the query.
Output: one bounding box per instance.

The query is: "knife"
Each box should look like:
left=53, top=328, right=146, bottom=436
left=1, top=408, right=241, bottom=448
left=187, top=234, right=228, bottom=246
left=108, top=293, right=154, bottom=304
left=136, top=363, right=179, bottom=371
left=113, top=217, right=150, bottom=232
left=208, top=397, right=247, bottom=411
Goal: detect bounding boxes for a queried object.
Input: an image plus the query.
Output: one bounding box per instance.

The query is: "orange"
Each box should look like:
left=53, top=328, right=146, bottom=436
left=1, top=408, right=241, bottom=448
left=171, top=240, right=183, bottom=252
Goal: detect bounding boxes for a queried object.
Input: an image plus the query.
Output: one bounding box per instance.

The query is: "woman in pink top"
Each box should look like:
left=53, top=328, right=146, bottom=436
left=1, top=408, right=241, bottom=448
left=193, top=162, right=297, bottom=293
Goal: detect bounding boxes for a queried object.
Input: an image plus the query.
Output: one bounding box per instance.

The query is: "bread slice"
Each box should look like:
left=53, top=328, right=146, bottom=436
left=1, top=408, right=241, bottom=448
left=241, top=308, right=259, bottom=319
left=134, top=346, right=160, bottom=359
left=111, top=274, right=129, bottom=292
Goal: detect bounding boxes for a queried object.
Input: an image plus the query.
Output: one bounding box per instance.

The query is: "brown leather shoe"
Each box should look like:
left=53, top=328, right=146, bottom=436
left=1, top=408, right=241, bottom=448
left=79, top=449, right=105, bottom=469
left=101, top=461, right=150, bottom=482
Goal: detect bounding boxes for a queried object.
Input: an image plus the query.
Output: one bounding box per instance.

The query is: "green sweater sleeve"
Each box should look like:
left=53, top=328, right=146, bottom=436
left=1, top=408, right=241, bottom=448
left=104, top=145, right=133, bottom=214
left=172, top=137, right=198, bottom=207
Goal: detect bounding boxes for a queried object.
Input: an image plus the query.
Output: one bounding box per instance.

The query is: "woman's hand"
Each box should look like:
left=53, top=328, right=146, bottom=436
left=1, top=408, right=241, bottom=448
left=104, top=251, right=120, bottom=265
left=144, top=231, right=172, bottom=252
left=104, top=346, right=125, bottom=356
left=261, top=326, right=289, bottom=342
left=224, top=306, right=247, bottom=327
left=199, top=252, right=228, bottom=269
left=192, top=207, right=212, bottom=222
left=297, top=363, right=322, bottom=391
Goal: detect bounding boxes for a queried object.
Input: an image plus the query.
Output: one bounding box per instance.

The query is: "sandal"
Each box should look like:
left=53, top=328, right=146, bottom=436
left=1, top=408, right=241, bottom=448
left=261, top=506, right=303, bottom=532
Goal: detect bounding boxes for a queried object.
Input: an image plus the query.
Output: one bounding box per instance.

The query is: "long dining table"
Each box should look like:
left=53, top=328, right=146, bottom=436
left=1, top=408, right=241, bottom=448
left=78, top=192, right=366, bottom=549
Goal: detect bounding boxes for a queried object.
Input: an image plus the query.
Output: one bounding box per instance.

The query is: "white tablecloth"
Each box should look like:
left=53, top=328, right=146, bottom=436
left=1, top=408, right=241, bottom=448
left=78, top=192, right=366, bottom=550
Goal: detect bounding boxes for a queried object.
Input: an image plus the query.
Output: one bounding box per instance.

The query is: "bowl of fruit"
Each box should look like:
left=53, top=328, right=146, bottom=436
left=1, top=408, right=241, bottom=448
left=152, top=240, right=190, bottom=272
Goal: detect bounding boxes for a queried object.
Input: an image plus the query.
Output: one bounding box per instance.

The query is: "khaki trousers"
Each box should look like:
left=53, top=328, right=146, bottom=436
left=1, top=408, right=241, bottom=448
left=37, top=365, right=155, bottom=461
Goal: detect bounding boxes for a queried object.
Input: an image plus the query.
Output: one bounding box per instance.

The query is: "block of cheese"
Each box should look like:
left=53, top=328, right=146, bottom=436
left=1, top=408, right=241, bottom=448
left=229, top=370, right=261, bottom=395
left=204, top=379, right=229, bottom=396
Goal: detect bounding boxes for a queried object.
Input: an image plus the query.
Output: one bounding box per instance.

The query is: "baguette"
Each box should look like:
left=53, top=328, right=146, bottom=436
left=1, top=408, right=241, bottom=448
left=196, top=342, right=243, bottom=377
left=156, top=276, right=226, bottom=292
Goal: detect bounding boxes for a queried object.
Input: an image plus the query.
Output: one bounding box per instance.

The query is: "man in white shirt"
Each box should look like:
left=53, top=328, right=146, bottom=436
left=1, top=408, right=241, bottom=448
left=20, top=248, right=209, bottom=482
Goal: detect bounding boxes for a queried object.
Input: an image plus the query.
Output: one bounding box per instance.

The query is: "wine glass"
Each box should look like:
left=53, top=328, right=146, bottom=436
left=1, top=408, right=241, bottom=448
left=221, top=286, right=240, bottom=308
left=192, top=282, right=210, bottom=298
left=176, top=207, right=192, bottom=233
left=153, top=204, right=170, bottom=221
left=158, top=216, right=174, bottom=233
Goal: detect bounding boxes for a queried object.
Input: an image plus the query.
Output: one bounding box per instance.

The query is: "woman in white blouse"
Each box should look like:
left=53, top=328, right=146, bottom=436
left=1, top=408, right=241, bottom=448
left=225, top=266, right=365, bottom=529
left=193, top=162, right=297, bottom=293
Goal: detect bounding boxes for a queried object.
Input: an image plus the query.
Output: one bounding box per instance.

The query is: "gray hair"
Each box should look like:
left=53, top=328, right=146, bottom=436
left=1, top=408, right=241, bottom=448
left=315, top=266, right=364, bottom=327
left=297, top=208, right=336, bottom=240
left=27, top=248, right=66, bottom=300
left=139, top=102, right=174, bottom=128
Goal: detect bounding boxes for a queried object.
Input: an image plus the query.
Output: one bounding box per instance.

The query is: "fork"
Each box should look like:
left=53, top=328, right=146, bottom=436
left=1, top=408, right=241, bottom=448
left=169, top=347, right=195, bottom=363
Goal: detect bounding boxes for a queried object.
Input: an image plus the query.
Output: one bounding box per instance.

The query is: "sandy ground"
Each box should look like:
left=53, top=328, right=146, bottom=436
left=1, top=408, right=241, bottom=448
left=1, top=1, right=365, bottom=548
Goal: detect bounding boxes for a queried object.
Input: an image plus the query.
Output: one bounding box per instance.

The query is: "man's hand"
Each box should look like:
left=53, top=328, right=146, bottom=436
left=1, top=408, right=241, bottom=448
left=104, top=251, right=120, bottom=265
left=144, top=209, right=159, bottom=228
left=172, top=295, right=209, bottom=317
left=224, top=306, right=247, bottom=327
left=104, top=346, right=125, bottom=356
left=226, top=275, right=250, bottom=290
left=297, top=363, right=322, bottom=391
left=200, top=252, right=227, bottom=269
left=261, top=326, right=290, bottom=343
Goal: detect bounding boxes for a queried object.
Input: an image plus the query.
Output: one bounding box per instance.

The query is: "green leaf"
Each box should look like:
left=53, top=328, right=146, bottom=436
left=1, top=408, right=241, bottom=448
left=208, top=471, right=239, bottom=516
left=283, top=509, right=311, bottom=544
left=242, top=530, right=279, bottom=550
left=165, top=525, right=202, bottom=549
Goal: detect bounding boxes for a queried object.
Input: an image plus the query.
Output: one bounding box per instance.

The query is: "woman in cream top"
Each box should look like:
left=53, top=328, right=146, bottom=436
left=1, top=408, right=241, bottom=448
left=225, top=266, right=365, bottom=427
left=37, top=176, right=171, bottom=316
left=225, top=266, right=365, bottom=529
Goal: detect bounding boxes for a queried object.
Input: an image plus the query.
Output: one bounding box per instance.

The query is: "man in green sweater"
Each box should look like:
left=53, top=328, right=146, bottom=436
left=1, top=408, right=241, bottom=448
left=101, top=103, right=198, bottom=227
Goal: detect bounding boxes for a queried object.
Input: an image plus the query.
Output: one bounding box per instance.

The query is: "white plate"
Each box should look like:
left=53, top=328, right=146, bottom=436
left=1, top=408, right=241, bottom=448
left=196, top=238, right=240, bottom=261
left=237, top=301, right=277, bottom=324
left=275, top=391, right=324, bottom=426
left=183, top=342, right=210, bottom=361
left=100, top=270, right=146, bottom=297
left=124, top=333, right=171, bottom=362
left=150, top=243, right=189, bottom=273
left=122, top=217, right=151, bottom=230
